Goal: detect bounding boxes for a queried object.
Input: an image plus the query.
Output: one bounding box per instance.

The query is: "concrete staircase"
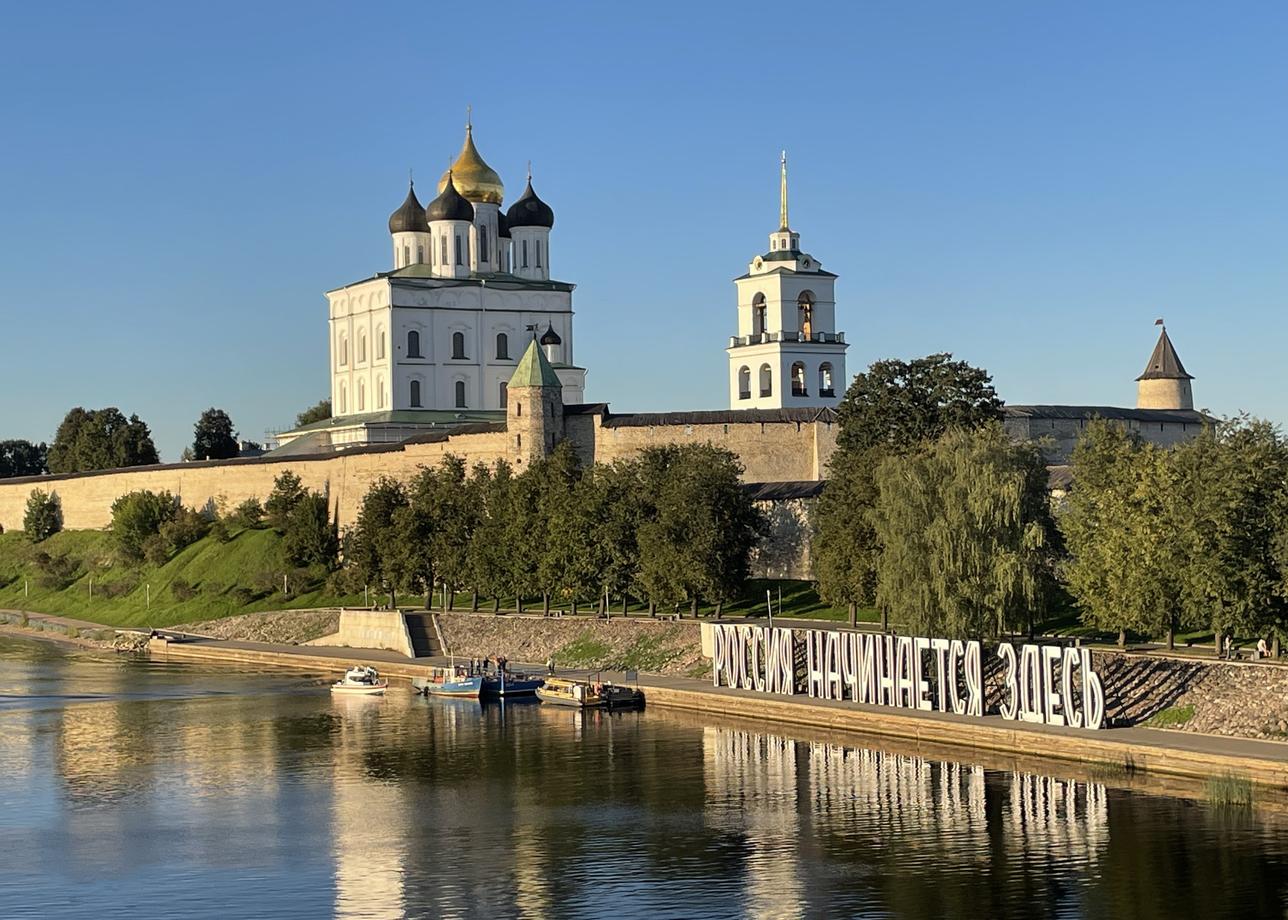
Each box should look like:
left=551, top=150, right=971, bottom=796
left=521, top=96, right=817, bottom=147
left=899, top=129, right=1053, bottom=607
left=402, top=613, right=443, bottom=658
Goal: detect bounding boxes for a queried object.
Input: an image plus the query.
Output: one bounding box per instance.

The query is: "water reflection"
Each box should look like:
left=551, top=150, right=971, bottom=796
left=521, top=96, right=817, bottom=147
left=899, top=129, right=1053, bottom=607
left=2, top=636, right=1288, bottom=919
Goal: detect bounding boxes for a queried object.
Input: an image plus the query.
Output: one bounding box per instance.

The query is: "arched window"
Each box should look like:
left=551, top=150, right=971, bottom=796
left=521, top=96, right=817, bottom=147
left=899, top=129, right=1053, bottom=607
left=797, top=291, right=815, bottom=340
left=454, top=380, right=467, bottom=408
left=376, top=375, right=385, bottom=408
left=752, top=293, right=767, bottom=337
left=358, top=331, right=366, bottom=363
left=338, top=335, right=348, bottom=367
left=403, top=245, right=410, bottom=266
left=455, top=235, right=463, bottom=265
left=515, top=400, right=522, bottom=417
left=521, top=239, right=529, bottom=268
left=738, top=366, right=751, bottom=400
left=791, top=362, right=807, bottom=397
left=759, top=364, right=773, bottom=398
left=407, top=330, right=421, bottom=358
left=516, top=433, right=522, bottom=451
left=819, top=363, right=835, bottom=397
left=452, top=331, right=466, bottom=360
left=499, top=381, right=508, bottom=408
left=358, top=379, right=366, bottom=411
left=376, top=328, right=386, bottom=360
left=410, top=379, right=422, bottom=408
left=417, top=245, right=424, bottom=264
left=440, top=236, right=447, bottom=264
left=478, top=226, right=488, bottom=262
left=339, top=383, right=347, bottom=415
left=536, top=239, right=543, bottom=268
left=496, top=332, right=509, bottom=360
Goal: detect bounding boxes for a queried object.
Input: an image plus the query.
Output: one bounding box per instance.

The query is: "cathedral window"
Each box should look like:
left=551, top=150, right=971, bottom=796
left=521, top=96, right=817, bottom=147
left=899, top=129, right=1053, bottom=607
left=496, top=332, right=509, bottom=360
left=338, top=336, right=348, bottom=366
left=376, top=375, right=385, bottom=408
left=410, top=379, right=422, bottom=408
left=441, top=236, right=447, bottom=264
left=358, top=332, right=366, bottom=363
left=521, top=240, right=529, bottom=268
left=819, top=363, right=834, bottom=397
left=791, top=362, right=807, bottom=397
left=516, top=401, right=522, bottom=417
left=455, top=235, right=463, bottom=265
left=536, top=240, right=542, bottom=268
left=376, top=329, right=385, bottom=360
left=455, top=380, right=467, bottom=408
left=403, top=246, right=410, bottom=266
left=358, top=380, right=366, bottom=411
left=407, top=330, right=421, bottom=358
left=759, top=364, right=772, bottom=398
left=339, top=383, right=347, bottom=415
left=738, top=366, right=751, bottom=400
left=478, top=226, right=488, bottom=262
left=452, top=331, right=466, bottom=360
left=499, top=381, right=508, bottom=409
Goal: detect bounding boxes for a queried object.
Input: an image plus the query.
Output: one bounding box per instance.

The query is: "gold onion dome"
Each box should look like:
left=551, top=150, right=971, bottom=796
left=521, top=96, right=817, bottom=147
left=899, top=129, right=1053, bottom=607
left=438, top=125, right=504, bottom=205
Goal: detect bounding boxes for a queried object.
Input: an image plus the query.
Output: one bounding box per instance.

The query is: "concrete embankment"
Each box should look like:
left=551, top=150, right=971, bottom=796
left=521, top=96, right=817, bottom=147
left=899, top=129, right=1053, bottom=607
left=145, top=633, right=1288, bottom=791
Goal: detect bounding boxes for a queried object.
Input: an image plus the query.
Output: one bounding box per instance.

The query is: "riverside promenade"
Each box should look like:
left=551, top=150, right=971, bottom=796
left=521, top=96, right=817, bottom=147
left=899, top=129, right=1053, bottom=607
left=145, top=630, right=1288, bottom=790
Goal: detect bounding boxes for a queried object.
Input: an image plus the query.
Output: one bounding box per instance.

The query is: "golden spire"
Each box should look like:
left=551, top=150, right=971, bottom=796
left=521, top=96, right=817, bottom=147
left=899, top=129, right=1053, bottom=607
left=779, top=150, right=789, bottom=231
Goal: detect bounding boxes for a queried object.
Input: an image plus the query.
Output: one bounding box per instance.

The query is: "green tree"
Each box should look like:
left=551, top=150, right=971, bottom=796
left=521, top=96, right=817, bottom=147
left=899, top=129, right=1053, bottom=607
left=532, top=444, right=592, bottom=614
left=23, top=489, right=62, bottom=542
left=814, top=354, right=1004, bottom=627
left=265, top=471, right=306, bottom=532
left=282, top=492, right=338, bottom=568
left=872, top=424, right=1056, bottom=639
left=110, top=490, right=178, bottom=562
left=47, top=407, right=159, bottom=473
left=834, top=353, right=1004, bottom=455
left=159, top=506, right=211, bottom=556
left=230, top=497, right=264, bottom=529
left=0, top=440, right=48, bottom=478
left=466, top=461, right=520, bottom=611
left=296, top=399, right=332, bottom=428
left=192, top=408, right=239, bottom=461
left=347, top=477, right=409, bottom=606
left=401, top=456, right=479, bottom=610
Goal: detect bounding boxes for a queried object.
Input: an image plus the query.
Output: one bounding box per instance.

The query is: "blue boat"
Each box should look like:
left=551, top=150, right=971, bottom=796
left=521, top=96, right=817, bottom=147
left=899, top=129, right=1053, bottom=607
left=481, top=671, right=544, bottom=698
left=412, top=668, right=483, bottom=699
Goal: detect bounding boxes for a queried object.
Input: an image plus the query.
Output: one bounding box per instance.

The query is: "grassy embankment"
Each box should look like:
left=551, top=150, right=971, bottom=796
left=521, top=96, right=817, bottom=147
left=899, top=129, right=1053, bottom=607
left=0, top=529, right=861, bottom=629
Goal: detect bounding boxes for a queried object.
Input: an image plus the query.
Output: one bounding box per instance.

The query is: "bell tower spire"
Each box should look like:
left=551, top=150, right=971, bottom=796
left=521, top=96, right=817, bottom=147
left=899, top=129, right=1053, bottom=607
left=779, top=151, right=790, bottom=231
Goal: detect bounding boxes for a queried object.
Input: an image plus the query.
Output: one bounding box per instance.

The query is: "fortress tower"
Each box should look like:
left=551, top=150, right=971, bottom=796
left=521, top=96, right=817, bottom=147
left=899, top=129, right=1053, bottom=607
left=727, top=154, right=847, bottom=409
left=1136, top=322, right=1194, bottom=410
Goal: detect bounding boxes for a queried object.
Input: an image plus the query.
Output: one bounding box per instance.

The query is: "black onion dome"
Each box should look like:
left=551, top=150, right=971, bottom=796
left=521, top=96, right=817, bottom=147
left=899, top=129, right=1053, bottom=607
left=425, top=173, right=475, bottom=223
left=506, top=179, right=554, bottom=229
left=540, top=323, right=562, bottom=346
left=496, top=209, right=511, bottom=239
left=388, top=182, right=429, bottom=234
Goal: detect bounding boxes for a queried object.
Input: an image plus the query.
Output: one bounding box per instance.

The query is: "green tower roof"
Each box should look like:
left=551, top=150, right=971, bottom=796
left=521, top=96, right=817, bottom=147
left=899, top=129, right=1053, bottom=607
left=509, top=337, right=562, bottom=389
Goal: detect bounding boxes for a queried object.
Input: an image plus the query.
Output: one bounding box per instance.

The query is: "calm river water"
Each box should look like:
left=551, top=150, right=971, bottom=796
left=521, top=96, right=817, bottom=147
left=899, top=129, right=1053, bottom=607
left=2, top=635, right=1287, bottom=919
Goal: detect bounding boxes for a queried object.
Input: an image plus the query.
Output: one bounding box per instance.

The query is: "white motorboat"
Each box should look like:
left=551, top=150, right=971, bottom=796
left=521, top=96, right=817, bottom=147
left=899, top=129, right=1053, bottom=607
left=331, top=665, right=388, bottom=695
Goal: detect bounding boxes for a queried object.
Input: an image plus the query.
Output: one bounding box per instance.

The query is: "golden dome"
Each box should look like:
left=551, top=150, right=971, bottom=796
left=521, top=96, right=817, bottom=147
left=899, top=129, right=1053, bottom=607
left=438, top=125, right=504, bottom=205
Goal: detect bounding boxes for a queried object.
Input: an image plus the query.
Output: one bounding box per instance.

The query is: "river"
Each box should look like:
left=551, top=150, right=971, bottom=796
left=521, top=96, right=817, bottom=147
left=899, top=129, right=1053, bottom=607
left=1, top=634, right=1286, bottom=918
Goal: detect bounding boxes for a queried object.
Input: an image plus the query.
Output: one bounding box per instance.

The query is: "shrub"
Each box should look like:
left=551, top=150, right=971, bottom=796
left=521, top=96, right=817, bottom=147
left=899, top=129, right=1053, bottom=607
left=160, top=506, right=210, bottom=555
left=265, top=473, right=305, bottom=533
left=143, top=535, right=170, bottom=566
left=111, top=490, right=178, bottom=562
left=33, top=551, right=79, bottom=589
left=171, top=578, right=199, bottom=601
left=230, top=586, right=256, bottom=606
left=209, top=517, right=231, bottom=543
left=98, top=580, right=136, bottom=599
left=23, top=489, right=62, bottom=542
left=231, top=497, right=264, bottom=530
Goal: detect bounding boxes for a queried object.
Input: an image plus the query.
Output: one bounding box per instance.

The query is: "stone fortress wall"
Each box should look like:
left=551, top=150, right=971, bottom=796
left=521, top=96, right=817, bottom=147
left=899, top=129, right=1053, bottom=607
left=0, top=410, right=838, bottom=535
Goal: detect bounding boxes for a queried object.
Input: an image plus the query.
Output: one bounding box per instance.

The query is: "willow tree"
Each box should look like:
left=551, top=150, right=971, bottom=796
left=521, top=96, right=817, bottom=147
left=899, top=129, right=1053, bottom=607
left=872, top=424, right=1056, bottom=639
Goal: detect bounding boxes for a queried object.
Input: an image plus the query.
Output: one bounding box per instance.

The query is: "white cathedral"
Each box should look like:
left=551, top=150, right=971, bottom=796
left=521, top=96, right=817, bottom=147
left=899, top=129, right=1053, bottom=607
left=275, top=123, right=847, bottom=452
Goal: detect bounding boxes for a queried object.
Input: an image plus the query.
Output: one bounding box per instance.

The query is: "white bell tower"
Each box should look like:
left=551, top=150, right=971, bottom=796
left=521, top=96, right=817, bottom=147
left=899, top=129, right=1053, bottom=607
left=727, top=153, right=847, bottom=409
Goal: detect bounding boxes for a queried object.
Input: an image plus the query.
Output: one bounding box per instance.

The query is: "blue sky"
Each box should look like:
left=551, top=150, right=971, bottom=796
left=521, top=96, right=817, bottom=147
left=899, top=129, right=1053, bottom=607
left=1, top=1, right=1285, bottom=460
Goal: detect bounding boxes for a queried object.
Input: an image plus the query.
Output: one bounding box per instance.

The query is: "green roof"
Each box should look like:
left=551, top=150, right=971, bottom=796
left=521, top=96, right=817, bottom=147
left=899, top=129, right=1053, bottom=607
left=509, top=338, right=562, bottom=389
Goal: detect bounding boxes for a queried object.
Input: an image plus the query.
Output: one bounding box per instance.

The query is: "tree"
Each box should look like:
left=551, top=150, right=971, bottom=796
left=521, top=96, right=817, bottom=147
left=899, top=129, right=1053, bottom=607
left=110, top=490, right=178, bottom=562
left=47, top=408, right=159, bottom=473
left=265, top=471, right=306, bottom=532
left=835, top=353, right=1004, bottom=456
left=872, top=424, right=1057, bottom=639
left=282, top=492, right=338, bottom=568
left=0, top=440, right=48, bottom=478
left=296, top=399, right=332, bottom=428
left=23, top=489, right=62, bottom=542
left=532, top=444, right=591, bottom=613
left=466, top=461, right=520, bottom=611
left=814, top=354, right=1004, bottom=627
left=347, top=477, right=409, bottom=606
left=192, top=408, right=239, bottom=461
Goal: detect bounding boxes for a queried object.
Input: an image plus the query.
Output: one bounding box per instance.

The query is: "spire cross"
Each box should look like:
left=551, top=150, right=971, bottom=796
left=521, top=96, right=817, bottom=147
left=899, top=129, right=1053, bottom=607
left=779, top=150, right=790, bottom=232
left=527, top=160, right=532, bottom=182
left=466, top=104, right=472, bottom=131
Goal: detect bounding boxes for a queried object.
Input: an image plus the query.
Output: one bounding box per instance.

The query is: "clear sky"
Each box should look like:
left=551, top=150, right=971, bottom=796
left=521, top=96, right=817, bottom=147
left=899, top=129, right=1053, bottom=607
left=1, top=1, right=1285, bottom=460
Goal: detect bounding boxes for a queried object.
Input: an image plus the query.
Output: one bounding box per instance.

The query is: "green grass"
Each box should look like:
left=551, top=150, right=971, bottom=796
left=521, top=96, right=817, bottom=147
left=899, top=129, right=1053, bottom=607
left=555, top=633, right=613, bottom=667
left=1205, top=772, right=1253, bottom=808
left=0, top=529, right=365, bottom=628
left=1147, top=704, right=1196, bottom=729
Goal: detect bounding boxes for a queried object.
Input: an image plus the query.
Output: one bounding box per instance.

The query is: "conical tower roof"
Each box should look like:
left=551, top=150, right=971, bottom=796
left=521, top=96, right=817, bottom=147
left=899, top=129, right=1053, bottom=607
left=1137, top=326, right=1193, bottom=381
left=509, top=336, right=562, bottom=389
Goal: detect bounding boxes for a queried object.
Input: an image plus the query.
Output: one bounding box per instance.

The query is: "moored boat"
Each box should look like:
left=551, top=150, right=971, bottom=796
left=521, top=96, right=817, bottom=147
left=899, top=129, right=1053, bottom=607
left=481, top=671, right=544, bottom=698
left=413, top=666, right=483, bottom=698
left=535, top=676, right=643, bottom=710
left=331, top=665, right=388, bottom=695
